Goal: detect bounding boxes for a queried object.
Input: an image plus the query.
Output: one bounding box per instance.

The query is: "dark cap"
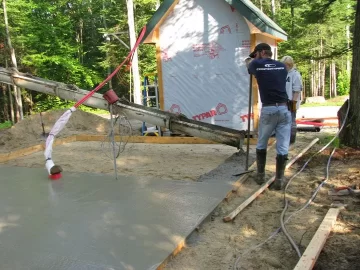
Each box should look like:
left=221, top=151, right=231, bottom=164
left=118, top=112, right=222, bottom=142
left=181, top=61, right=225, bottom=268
left=249, top=43, right=272, bottom=58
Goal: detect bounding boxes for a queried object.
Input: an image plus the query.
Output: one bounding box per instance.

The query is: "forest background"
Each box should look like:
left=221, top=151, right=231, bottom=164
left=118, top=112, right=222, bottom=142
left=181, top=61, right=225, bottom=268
left=0, top=0, right=357, bottom=126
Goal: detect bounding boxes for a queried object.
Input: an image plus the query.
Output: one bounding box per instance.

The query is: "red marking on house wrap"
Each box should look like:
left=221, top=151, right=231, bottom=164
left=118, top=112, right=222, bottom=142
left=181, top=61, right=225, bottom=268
left=169, top=104, right=181, bottom=114
left=192, top=103, right=228, bottom=121
left=192, top=42, right=225, bottom=59
left=242, top=40, right=251, bottom=48
left=240, top=113, right=254, bottom=122
left=161, top=49, right=172, bottom=62
left=220, top=25, right=231, bottom=34
left=230, top=5, right=235, bottom=12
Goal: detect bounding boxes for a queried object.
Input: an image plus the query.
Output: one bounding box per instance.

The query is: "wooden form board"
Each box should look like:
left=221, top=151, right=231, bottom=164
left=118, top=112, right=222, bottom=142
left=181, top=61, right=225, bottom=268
left=75, top=135, right=271, bottom=145
left=293, top=208, right=340, bottom=270
left=0, top=136, right=77, bottom=163
left=0, top=135, right=273, bottom=163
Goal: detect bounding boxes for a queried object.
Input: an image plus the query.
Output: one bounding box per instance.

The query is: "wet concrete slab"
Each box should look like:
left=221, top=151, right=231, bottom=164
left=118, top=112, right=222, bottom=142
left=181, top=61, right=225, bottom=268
left=0, top=165, right=233, bottom=270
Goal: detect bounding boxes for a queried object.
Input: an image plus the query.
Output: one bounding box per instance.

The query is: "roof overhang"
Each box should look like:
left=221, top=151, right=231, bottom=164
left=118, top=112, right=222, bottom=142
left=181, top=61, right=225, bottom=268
left=225, top=0, right=287, bottom=41
left=141, top=0, right=287, bottom=44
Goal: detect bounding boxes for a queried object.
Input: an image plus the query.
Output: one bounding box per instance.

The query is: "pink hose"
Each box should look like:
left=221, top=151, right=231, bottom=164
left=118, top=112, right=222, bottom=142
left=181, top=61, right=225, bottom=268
left=74, top=26, right=147, bottom=108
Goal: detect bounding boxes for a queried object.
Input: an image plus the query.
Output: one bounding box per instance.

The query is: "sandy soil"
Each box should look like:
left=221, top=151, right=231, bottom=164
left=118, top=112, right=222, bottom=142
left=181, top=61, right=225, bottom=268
left=1, top=109, right=359, bottom=270
left=0, top=109, right=112, bottom=153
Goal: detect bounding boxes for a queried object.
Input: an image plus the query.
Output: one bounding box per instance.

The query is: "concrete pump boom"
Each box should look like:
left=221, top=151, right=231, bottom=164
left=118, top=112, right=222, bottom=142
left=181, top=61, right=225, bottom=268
left=0, top=67, right=245, bottom=148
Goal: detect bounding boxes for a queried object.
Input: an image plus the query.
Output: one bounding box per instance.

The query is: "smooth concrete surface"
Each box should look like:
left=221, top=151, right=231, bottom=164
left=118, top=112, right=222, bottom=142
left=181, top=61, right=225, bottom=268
left=0, top=165, right=233, bottom=270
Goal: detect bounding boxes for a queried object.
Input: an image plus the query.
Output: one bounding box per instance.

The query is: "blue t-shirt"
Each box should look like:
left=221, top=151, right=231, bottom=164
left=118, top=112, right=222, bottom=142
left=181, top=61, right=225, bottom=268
left=248, top=58, right=288, bottom=104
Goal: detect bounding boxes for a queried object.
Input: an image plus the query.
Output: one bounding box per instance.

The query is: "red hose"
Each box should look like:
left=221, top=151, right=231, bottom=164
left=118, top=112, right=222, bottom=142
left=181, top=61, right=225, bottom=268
left=74, top=26, right=147, bottom=108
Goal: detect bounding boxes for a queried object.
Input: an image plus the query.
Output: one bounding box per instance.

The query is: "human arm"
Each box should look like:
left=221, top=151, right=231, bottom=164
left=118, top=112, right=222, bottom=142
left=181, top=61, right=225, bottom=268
left=292, top=71, right=302, bottom=101
left=245, top=58, right=256, bottom=75
left=292, top=91, right=300, bottom=101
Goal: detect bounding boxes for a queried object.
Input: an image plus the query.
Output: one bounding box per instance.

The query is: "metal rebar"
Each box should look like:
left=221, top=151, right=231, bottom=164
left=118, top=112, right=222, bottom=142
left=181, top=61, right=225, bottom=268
left=109, top=104, right=118, bottom=180
left=245, top=75, right=253, bottom=170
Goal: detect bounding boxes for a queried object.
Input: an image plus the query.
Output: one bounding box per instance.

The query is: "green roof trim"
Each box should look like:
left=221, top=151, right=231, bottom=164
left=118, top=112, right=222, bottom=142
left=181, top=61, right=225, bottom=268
left=141, top=0, right=287, bottom=43
left=140, top=0, right=176, bottom=43
left=225, top=0, right=287, bottom=40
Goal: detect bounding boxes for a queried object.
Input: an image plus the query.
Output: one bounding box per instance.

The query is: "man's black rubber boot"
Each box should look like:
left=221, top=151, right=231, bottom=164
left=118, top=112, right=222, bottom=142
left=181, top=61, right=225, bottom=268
left=272, top=154, right=288, bottom=190
left=255, top=148, right=267, bottom=185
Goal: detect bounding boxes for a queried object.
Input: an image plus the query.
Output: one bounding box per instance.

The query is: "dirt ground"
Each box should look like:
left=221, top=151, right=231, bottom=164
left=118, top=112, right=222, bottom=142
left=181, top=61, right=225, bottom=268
left=1, top=110, right=359, bottom=270
left=0, top=109, right=113, bottom=153
left=164, top=131, right=360, bottom=270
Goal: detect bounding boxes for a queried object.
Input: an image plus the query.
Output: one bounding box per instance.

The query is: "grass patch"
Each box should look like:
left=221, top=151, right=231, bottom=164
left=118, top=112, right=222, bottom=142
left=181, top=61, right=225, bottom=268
left=77, top=105, right=109, bottom=115
left=0, top=120, right=12, bottom=130
left=301, top=95, right=348, bottom=107
left=301, top=101, right=345, bottom=107
left=318, top=134, right=340, bottom=148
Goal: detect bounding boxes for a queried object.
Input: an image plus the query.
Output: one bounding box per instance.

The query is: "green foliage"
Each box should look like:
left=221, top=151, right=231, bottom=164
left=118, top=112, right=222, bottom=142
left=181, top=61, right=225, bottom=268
left=0, top=0, right=357, bottom=115
left=32, top=94, right=108, bottom=115
left=337, top=71, right=351, bottom=96
left=276, top=0, right=356, bottom=97
left=0, top=120, right=12, bottom=129
left=32, top=95, right=73, bottom=112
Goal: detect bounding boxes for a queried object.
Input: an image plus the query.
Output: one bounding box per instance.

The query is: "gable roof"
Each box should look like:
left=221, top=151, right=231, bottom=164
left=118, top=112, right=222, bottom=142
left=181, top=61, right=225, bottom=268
left=141, top=0, right=288, bottom=44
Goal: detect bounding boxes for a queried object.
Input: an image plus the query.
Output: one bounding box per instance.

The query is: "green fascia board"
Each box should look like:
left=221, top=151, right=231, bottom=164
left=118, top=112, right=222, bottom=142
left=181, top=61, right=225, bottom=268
left=225, top=0, right=288, bottom=40
left=141, top=0, right=287, bottom=44
left=140, top=0, right=176, bottom=43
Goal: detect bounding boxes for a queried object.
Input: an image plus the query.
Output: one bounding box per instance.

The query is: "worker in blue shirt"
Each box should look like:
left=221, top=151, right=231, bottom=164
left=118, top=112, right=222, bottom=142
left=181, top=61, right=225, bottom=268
left=246, top=43, right=292, bottom=190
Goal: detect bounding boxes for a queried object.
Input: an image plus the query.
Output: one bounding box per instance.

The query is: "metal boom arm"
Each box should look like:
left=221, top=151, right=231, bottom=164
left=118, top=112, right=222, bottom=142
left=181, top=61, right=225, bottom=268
left=0, top=67, right=245, bottom=148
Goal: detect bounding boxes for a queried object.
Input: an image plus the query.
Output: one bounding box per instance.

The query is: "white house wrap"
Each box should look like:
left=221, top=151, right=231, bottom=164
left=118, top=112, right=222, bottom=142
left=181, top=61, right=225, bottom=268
left=142, top=0, right=288, bottom=132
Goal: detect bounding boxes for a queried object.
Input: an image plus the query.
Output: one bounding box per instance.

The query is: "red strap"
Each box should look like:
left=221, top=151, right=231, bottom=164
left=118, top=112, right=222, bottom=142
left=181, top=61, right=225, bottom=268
left=74, top=26, right=146, bottom=108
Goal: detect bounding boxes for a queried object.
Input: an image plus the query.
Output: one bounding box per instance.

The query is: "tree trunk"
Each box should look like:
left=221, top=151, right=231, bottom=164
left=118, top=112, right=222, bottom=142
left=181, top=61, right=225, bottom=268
left=317, top=60, right=321, bottom=96
left=332, top=61, right=337, bottom=97
left=311, top=60, right=315, bottom=97
left=5, top=59, right=14, bottom=123
left=271, top=0, right=276, bottom=20
left=0, top=85, right=8, bottom=122
left=321, top=60, right=326, bottom=97
left=3, top=0, right=23, bottom=121
left=346, top=3, right=351, bottom=76
left=126, top=0, right=141, bottom=105
left=329, top=62, right=332, bottom=99
left=302, top=75, right=306, bottom=100
left=339, top=1, right=360, bottom=147
left=290, top=0, right=295, bottom=33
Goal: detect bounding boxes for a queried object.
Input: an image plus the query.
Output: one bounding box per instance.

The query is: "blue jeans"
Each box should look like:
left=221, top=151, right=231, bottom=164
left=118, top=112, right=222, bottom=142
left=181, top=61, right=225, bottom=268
left=257, top=105, right=291, bottom=155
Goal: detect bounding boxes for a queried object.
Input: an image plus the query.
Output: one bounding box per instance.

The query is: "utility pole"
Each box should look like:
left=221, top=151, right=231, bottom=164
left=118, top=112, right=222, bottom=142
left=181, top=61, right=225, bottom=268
left=126, top=0, right=141, bottom=105
left=2, top=0, right=23, bottom=121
